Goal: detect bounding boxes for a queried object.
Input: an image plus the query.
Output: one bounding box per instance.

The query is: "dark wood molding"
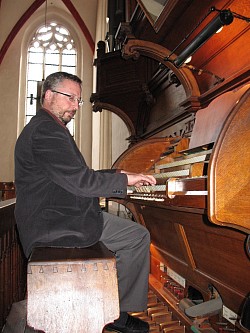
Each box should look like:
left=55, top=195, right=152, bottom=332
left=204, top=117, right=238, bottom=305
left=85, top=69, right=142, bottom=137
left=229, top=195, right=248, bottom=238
left=137, top=0, right=179, bottom=33
left=122, top=38, right=200, bottom=99
left=91, top=100, right=136, bottom=139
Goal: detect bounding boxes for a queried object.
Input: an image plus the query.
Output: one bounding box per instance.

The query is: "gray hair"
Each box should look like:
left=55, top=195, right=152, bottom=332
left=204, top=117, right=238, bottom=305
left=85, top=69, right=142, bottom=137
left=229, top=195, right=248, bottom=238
left=41, top=72, right=82, bottom=104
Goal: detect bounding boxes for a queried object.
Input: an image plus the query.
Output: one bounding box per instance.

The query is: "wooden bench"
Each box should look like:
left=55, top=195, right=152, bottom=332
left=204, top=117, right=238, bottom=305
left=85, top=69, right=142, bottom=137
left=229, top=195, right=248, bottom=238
left=26, top=242, right=119, bottom=333
left=0, top=182, right=15, bottom=201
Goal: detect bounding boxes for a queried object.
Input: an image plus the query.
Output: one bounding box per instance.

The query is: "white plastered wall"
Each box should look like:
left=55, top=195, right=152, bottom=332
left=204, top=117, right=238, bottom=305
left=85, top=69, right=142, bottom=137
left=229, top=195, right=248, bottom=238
left=92, top=0, right=129, bottom=170
left=0, top=0, right=97, bottom=180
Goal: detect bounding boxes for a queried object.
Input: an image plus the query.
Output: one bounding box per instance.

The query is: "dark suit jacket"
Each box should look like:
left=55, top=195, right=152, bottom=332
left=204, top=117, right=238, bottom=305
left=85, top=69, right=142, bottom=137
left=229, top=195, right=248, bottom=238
left=14, top=108, right=127, bottom=257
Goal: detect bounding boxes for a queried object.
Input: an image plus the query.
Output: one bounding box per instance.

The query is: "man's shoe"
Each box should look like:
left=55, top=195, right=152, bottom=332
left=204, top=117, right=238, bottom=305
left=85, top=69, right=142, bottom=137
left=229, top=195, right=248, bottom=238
left=104, top=314, right=149, bottom=333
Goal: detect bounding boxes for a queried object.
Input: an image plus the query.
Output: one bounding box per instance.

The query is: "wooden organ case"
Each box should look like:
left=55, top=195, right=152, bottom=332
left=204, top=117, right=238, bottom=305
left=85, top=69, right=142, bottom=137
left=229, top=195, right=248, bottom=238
left=109, top=85, right=250, bottom=333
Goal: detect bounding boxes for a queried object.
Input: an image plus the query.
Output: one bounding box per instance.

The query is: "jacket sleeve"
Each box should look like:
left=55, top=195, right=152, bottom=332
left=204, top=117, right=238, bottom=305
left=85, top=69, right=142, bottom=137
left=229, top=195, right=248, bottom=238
left=32, top=120, right=128, bottom=198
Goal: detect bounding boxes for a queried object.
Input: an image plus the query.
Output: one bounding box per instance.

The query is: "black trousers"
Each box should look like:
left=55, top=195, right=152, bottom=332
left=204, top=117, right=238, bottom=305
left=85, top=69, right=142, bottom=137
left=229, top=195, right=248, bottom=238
left=100, top=211, right=150, bottom=312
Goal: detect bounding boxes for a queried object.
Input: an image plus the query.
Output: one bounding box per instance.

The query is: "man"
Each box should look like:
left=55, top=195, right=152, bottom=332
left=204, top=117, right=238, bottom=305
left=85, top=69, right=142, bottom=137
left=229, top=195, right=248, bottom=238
left=15, top=72, right=156, bottom=333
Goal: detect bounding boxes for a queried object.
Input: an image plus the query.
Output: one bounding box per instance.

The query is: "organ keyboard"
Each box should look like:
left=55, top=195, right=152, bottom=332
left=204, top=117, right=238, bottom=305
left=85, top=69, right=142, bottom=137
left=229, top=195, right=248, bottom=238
left=127, top=145, right=211, bottom=207
left=110, top=84, right=250, bottom=332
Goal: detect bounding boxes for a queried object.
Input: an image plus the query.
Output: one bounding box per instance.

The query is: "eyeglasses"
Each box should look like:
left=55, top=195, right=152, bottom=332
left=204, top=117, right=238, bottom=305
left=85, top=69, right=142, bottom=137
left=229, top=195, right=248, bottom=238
left=51, top=90, right=84, bottom=106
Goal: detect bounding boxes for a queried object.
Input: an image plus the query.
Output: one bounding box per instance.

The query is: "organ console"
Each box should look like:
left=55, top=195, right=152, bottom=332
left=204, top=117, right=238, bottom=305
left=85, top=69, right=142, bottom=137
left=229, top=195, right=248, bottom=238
left=109, top=84, right=250, bottom=332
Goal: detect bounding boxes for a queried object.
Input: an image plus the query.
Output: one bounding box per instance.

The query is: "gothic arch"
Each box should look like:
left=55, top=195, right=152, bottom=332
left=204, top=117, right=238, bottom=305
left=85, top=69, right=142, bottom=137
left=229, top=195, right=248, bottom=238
left=0, top=0, right=95, bottom=64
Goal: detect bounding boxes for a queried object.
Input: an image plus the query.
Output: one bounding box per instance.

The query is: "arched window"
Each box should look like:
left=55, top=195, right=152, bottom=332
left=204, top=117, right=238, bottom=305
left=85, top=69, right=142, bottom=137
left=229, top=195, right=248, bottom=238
left=26, top=22, right=77, bottom=136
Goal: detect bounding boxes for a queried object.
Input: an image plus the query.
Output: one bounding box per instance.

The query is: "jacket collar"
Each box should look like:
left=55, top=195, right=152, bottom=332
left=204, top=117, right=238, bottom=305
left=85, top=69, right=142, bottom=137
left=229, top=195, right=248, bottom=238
left=39, top=108, right=68, bottom=130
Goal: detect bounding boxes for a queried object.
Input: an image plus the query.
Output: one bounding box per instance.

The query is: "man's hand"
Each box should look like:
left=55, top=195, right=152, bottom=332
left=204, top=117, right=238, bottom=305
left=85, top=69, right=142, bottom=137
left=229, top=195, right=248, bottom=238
left=121, top=170, right=156, bottom=188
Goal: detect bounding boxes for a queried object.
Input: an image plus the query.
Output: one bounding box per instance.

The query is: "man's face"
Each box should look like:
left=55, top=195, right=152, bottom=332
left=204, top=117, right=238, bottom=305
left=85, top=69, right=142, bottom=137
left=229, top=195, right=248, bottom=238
left=44, top=79, right=82, bottom=124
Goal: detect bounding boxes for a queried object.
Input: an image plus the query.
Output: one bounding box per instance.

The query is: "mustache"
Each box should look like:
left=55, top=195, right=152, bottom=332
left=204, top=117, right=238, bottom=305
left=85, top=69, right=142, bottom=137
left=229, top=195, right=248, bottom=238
left=65, top=110, right=76, bottom=116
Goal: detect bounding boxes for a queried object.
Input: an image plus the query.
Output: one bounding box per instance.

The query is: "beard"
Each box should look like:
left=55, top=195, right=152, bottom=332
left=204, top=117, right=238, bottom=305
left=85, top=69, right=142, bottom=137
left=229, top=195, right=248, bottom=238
left=59, top=110, right=76, bottom=124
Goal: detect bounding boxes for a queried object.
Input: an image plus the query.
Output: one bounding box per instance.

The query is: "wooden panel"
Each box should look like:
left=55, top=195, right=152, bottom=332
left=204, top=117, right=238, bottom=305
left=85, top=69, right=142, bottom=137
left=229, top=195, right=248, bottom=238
left=113, top=137, right=177, bottom=173
left=208, top=86, right=250, bottom=233
left=147, top=206, right=250, bottom=314
left=183, top=221, right=250, bottom=300
left=141, top=205, right=189, bottom=266
left=137, top=0, right=179, bottom=32
left=0, top=201, right=27, bottom=331
left=129, top=0, right=250, bottom=94
left=189, top=85, right=250, bottom=150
